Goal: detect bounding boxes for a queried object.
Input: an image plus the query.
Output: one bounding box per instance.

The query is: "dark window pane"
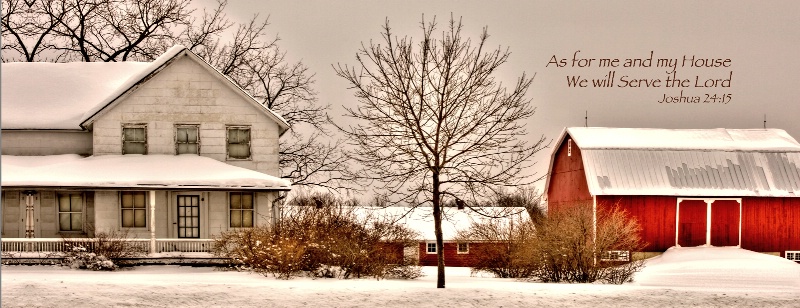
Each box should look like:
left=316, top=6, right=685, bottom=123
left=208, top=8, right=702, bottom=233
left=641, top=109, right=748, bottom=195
left=230, top=193, right=241, bottom=209
left=122, top=209, right=133, bottom=227
left=242, top=211, right=253, bottom=227
left=230, top=211, right=241, bottom=228
left=134, top=209, right=146, bottom=228
left=71, top=214, right=82, bottom=231
left=121, top=193, right=133, bottom=208
left=59, top=213, right=71, bottom=231
left=59, top=194, right=71, bottom=212
left=134, top=192, right=146, bottom=208
left=242, top=193, right=253, bottom=209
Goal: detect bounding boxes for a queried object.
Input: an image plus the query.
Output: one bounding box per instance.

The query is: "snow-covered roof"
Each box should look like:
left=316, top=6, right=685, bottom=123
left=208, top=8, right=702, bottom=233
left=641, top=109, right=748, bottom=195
left=1, top=154, right=290, bottom=190
left=567, top=127, right=800, bottom=151
left=1, top=61, right=151, bottom=130
left=1, top=45, right=290, bottom=134
left=546, top=127, right=800, bottom=197
left=350, top=206, right=529, bottom=241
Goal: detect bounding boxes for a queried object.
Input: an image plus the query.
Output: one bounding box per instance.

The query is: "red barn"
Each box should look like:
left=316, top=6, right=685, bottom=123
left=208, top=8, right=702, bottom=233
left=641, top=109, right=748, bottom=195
left=377, top=207, right=528, bottom=267
left=545, top=127, right=800, bottom=261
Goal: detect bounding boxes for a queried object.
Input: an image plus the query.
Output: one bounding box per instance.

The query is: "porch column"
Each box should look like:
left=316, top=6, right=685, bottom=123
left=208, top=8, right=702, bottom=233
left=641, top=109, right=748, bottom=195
left=150, top=190, right=156, bottom=254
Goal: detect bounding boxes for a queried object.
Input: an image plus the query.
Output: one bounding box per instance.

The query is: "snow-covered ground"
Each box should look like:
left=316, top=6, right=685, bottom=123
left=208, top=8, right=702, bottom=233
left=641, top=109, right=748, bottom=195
left=2, top=247, right=798, bottom=308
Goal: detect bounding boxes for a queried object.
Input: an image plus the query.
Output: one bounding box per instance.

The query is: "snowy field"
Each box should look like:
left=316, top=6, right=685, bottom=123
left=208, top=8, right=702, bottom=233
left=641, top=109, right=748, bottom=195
left=2, top=247, right=799, bottom=308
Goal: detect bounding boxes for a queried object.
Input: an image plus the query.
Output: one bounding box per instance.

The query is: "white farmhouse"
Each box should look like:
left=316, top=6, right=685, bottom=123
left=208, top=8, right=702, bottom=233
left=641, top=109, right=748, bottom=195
left=1, top=46, right=291, bottom=257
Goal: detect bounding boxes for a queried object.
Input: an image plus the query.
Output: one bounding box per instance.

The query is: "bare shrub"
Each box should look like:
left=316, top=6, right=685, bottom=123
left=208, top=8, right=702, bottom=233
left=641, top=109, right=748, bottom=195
left=61, top=229, right=147, bottom=270
left=213, top=192, right=420, bottom=279
left=457, top=213, right=538, bottom=278
left=534, top=202, right=645, bottom=284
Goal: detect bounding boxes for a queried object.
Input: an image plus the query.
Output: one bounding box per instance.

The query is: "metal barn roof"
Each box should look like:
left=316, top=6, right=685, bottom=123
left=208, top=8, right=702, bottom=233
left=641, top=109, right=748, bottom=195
left=556, top=127, right=800, bottom=197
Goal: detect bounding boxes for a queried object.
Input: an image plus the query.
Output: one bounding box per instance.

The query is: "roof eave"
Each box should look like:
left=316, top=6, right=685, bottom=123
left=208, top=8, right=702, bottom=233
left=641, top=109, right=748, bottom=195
left=2, top=184, right=291, bottom=192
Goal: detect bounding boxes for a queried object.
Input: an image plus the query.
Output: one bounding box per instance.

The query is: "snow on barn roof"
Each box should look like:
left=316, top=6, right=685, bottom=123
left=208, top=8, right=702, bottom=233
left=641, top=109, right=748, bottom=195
left=567, top=127, right=800, bottom=151
left=1, top=45, right=289, bottom=132
left=1, top=154, right=290, bottom=190
left=548, top=127, right=800, bottom=197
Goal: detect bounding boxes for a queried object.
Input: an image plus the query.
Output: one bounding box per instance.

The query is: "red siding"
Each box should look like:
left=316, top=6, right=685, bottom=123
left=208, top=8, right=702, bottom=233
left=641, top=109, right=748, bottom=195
left=547, top=135, right=592, bottom=212
left=598, top=196, right=677, bottom=251
left=741, top=197, right=800, bottom=254
left=418, top=242, right=496, bottom=267
left=546, top=133, right=800, bottom=255
left=711, top=200, right=739, bottom=246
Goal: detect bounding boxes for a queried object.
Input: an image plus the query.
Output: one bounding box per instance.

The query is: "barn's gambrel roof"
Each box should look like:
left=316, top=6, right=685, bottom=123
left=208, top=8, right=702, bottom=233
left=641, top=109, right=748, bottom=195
left=549, top=127, right=800, bottom=197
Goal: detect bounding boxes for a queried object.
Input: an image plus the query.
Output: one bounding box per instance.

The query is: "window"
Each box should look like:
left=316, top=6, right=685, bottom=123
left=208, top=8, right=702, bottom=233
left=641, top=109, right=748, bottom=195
left=121, top=191, right=147, bottom=228
left=175, top=125, right=200, bottom=154
left=58, top=193, right=83, bottom=231
left=457, top=242, right=469, bottom=254
left=226, top=126, right=251, bottom=159
left=426, top=242, right=437, bottom=254
left=787, top=251, right=800, bottom=261
left=600, top=250, right=630, bottom=262
left=230, top=192, right=254, bottom=228
left=122, top=124, right=147, bottom=154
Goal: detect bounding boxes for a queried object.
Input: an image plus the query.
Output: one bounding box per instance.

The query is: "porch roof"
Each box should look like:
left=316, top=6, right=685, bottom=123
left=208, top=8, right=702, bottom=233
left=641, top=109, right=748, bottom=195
left=1, top=154, right=290, bottom=191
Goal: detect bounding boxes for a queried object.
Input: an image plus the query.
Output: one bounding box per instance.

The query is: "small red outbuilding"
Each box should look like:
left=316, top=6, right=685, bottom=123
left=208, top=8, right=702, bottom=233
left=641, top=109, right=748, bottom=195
left=545, top=127, right=800, bottom=260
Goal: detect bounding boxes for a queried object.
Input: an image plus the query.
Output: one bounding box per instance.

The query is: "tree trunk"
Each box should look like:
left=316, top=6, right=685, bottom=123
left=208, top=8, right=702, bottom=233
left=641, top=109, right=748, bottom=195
left=432, top=172, right=445, bottom=288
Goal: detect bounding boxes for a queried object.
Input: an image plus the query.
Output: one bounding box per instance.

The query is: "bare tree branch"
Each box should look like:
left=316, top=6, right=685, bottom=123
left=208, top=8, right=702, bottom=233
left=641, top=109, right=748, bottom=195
left=334, top=15, right=549, bottom=289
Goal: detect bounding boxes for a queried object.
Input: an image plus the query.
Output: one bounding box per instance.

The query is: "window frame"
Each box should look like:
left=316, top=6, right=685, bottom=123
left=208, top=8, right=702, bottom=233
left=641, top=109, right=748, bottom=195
left=120, top=191, right=148, bottom=229
left=600, top=250, right=631, bottom=262
left=57, top=192, right=84, bottom=233
left=175, top=124, right=201, bottom=155
left=226, top=125, right=252, bottom=160
left=457, top=242, right=469, bottom=254
left=229, top=192, right=255, bottom=228
left=786, top=251, right=800, bottom=261
left=122, top=124, right=148, bottom=155
left=426, top=242, right=437, bottom=254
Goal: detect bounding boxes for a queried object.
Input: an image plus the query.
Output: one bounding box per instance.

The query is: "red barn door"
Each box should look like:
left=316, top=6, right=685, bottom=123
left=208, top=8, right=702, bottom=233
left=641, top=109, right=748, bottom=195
left=678, top=199, right=707, bottom=247
left=711, top=200, right=740, bottom=246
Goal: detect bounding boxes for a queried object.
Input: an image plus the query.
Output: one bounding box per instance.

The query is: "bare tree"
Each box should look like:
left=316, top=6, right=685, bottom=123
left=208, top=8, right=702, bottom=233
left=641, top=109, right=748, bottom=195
left=1, top=0, right=63, bottom=61
left=1, top=0, right=351, bottom=190
left=334, top=16, right=547, bottom=288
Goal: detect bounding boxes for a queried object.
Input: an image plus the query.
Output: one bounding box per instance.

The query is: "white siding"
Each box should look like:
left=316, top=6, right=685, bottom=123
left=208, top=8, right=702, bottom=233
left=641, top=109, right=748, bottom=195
left=2, top=130, right=92, bottom=156
left=91, top=55, right=281, bottom=176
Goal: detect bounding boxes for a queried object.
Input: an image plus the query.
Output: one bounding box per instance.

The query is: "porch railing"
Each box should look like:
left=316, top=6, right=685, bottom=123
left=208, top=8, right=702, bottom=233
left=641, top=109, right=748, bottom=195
left=1, top=238, right=216, bottom=254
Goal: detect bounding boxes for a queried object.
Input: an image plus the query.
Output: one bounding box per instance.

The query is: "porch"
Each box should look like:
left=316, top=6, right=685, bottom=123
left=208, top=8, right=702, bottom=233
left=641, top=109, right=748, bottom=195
left=1, top=238, right=224, bottom=265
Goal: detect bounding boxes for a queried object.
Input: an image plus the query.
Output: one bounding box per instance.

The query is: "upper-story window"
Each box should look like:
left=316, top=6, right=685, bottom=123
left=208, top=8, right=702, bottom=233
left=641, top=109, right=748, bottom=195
left=175, top=125, right=200, bottom=155
left=226, top=126, right=251, bottom=160
left=122, top=124, right=147, bottom=154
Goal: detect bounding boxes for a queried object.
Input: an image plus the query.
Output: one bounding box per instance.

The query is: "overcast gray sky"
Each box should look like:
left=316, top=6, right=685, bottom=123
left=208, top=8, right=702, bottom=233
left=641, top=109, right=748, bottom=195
left=212, top=0, right=800, bottom=184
